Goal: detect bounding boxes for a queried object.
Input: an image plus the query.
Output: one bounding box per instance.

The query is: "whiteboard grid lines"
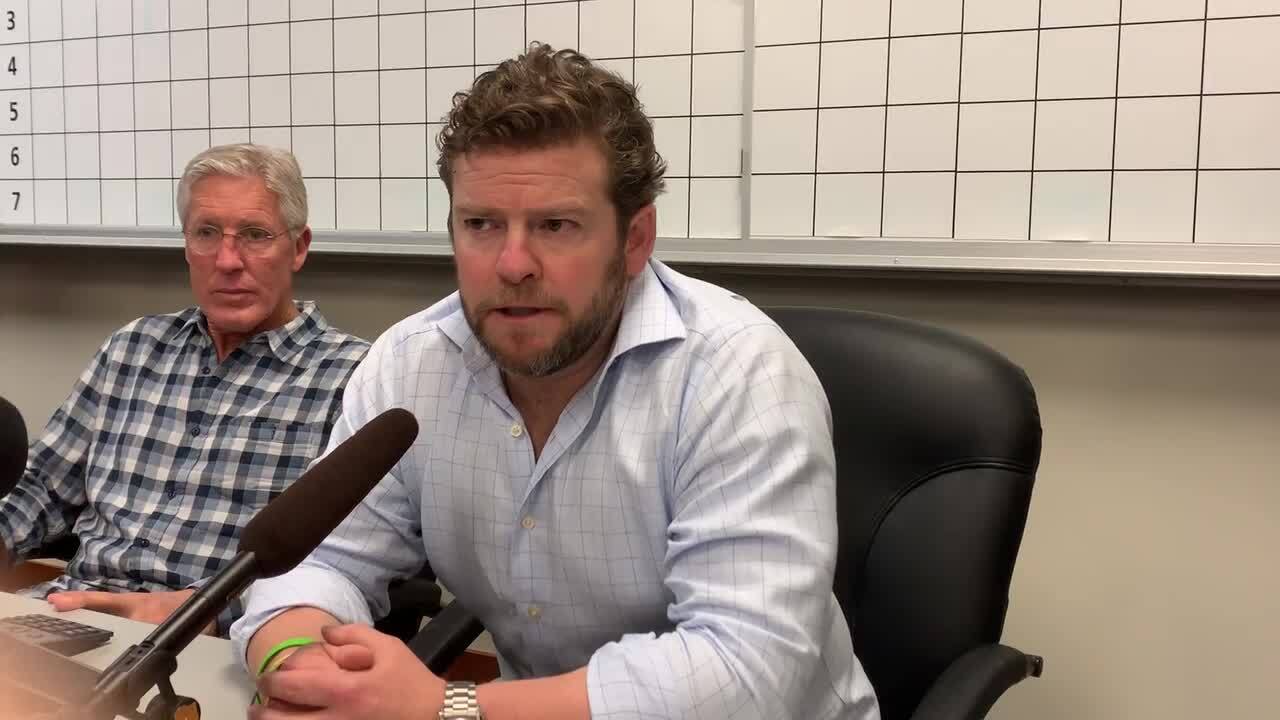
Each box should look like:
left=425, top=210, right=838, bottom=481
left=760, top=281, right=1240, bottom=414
left=1, top=0, right=1279, bottom=249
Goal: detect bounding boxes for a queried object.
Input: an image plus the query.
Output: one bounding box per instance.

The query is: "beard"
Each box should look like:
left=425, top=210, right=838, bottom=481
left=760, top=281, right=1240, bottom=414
left=466, top=250, right=628, bottom=378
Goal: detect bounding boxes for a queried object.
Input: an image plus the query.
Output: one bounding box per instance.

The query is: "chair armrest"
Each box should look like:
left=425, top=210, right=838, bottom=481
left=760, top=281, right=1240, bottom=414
left=387, top=576, right=443, bottom=614
left=407, top=601, right=485, bottom=677
left=374, top=576, right=445, bottom=642
left=33, top=535, right=79, bottom=562
left=910, top=643, right=1043, bottom=720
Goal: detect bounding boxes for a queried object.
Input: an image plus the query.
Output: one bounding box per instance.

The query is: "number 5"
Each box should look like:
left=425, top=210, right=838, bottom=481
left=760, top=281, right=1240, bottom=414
left=8, top=101, right=16, bottom=121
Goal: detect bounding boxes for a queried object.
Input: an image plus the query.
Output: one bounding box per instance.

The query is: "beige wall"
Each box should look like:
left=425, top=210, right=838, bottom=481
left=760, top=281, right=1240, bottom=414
left=2, top=245, right=1278, bottom=719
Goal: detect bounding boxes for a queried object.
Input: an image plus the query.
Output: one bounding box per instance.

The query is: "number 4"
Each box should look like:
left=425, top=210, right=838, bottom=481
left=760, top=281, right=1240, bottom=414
left=7, top=57, right=15, bottom=75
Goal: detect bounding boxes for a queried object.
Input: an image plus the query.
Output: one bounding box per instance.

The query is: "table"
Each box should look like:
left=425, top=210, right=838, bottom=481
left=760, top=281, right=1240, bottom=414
left=0, top=591, right=254, bottom=718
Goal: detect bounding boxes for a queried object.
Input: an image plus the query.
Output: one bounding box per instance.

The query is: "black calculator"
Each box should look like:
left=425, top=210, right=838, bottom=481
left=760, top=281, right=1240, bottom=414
left=0, top=614, right=114, bottom=656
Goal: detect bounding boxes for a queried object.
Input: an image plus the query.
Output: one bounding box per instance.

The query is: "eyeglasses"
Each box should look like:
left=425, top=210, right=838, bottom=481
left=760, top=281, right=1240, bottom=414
left=184, top=225, right=285, bottom=256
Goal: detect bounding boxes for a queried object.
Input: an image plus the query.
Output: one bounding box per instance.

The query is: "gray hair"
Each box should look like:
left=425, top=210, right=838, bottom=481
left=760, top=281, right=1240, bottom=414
left=176, top=143, right=308, bottom=233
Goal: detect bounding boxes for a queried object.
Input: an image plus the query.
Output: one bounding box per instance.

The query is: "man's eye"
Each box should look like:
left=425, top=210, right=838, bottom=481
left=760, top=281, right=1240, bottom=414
left=194, top=226, right=220, bottom=240
left=241, top=228, right=272, bottom=242
left=543, top=219, right=572, bottom=233
left=464, top=218, right=494, bottom=231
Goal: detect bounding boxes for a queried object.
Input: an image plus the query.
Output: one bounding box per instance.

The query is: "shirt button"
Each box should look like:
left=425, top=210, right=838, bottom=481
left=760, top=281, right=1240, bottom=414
left=190, top=427, right=201, bottom=437
left=521, top=516, right=536, bottom=530
left=200, top=367, right=210, bottom=375
left=510, top=424, right=524, bottom=438
left=137, top=539, right=150, bottom=548
left=527, top=605, right=541, bottom=620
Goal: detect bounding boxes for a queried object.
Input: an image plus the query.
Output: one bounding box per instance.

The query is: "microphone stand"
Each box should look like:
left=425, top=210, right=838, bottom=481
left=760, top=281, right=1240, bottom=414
left=65, top=644, right=199, bottom=720
left=58, top=553, right=259, bottom=720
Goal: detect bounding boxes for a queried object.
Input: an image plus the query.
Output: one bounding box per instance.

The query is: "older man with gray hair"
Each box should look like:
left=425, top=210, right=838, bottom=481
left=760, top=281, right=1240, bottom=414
left=0, top=144, right=369, bottom=636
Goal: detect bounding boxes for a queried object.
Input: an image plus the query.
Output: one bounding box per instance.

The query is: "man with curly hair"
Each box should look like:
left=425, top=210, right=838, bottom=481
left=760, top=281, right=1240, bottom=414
left=234, top=44, right=880, bottom=720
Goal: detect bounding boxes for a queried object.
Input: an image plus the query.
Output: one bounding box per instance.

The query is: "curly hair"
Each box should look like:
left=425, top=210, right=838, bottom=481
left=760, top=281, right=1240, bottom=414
left=436, top=43, right=667, bottom=229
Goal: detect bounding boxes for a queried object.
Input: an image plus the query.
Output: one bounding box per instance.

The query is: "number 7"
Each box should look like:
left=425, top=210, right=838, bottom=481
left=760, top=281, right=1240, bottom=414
left=10, top=191, right=18, bottom=210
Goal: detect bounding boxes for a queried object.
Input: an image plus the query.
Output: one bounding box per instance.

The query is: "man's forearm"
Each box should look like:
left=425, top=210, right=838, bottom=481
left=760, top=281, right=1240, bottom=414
left=476, top=666, right=590, bottom=720
left=245, top=606, right=341, bottom=672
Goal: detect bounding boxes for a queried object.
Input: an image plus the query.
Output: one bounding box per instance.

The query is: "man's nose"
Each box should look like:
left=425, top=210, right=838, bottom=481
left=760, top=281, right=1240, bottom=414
left=213, top=234, right=245, bottom=271
left=494, top=228, right=539, bottom=285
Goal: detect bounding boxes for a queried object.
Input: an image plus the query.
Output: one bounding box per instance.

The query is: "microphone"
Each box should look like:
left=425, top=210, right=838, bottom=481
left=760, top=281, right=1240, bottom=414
left=63, top=407, right=419, bottom=720
left=0, top=395, right=27, bottom=498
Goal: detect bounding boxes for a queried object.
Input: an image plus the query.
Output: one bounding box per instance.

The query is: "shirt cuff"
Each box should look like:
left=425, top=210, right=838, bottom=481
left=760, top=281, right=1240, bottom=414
left=229, top=564, right=372, bottom=670
left=184, top=575, right=211, bottom=591
left=0, top=519, right=21, bottom=568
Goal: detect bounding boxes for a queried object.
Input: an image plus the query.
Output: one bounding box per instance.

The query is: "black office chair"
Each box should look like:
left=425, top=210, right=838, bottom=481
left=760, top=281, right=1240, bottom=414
left=761, top=306, right=1043, bottom=720
left=31, top=535, right=79, bottom=565
left=374, top=561, right=444, bottom=642
left=411, top=306, right=1045, bottom=719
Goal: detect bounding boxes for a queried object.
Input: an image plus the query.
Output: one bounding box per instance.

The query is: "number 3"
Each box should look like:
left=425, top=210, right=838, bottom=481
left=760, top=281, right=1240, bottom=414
left=5, top=11, right=14, bottom=31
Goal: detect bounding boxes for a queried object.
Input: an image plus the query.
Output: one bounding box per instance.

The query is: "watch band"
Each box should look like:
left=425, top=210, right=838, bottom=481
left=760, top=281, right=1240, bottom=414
left=438, top=681, right=482, bottom=719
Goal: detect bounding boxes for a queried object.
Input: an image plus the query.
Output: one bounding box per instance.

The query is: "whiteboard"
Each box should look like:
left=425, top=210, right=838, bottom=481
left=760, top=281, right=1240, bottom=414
left=1, top=0, right=1279, bottom=279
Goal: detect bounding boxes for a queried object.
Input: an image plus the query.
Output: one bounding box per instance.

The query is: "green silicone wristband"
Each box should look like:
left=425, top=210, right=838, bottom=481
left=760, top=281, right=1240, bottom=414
left=256, top=636, right=317, bottom=677
left=252, top=636, right=318, bottom=706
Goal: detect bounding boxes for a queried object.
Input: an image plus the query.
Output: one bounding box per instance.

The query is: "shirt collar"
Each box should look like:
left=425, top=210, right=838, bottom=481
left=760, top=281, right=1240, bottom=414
left=604, top=260, right=687, bottom=364
left=176, top=300, right=329, bottom=365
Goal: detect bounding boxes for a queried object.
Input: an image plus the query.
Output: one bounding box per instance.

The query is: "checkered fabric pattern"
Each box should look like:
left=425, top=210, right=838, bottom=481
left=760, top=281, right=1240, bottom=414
left=0, top=302, right=369, bottom=636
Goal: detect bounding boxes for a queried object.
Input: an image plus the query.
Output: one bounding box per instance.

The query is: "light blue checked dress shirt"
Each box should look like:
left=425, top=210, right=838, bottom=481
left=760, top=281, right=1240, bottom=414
left=0, top=302, right=368, bottom=635
left=233, top=261, right=880, bottom=719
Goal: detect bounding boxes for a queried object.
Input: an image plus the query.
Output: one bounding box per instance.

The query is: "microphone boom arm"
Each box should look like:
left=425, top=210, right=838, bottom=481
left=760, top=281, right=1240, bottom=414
left=55, top=408, right=419, bottom=720
left=63, top=553, right=259, bottom=720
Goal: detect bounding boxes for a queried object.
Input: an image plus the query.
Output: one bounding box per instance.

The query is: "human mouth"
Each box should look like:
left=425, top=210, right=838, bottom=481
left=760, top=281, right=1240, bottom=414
left=493, top=306, right=549, bottom=319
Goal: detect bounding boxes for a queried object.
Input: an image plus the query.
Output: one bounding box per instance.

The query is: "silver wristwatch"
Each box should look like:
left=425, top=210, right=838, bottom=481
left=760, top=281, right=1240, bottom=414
left=438, top=681, right=483, bottom=719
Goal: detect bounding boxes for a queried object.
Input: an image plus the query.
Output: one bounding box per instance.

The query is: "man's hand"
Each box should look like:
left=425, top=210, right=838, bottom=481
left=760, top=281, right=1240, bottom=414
left=251, top=624, right=444, bottom=720
left=254, top=643, right=370, bottom=713
left=46, top=589, right=215, bottom=634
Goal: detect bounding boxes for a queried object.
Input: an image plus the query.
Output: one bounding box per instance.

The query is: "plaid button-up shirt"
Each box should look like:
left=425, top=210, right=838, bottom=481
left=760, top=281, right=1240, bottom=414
left=0, top=301, right=369, bottom=635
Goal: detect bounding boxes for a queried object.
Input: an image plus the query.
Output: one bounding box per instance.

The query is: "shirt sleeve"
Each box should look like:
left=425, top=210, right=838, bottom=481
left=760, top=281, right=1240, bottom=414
left=0, top=337, right=111, bottom=563
left=586, top=323, right=843, bottom=719
left=230, top=335, right=427, bottom=667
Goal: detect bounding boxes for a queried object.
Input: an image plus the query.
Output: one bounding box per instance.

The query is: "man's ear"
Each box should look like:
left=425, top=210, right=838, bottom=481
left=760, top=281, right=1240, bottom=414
left=292, top=226, right=312, bottom=272
left=623, top=204, right=657, bottom=276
